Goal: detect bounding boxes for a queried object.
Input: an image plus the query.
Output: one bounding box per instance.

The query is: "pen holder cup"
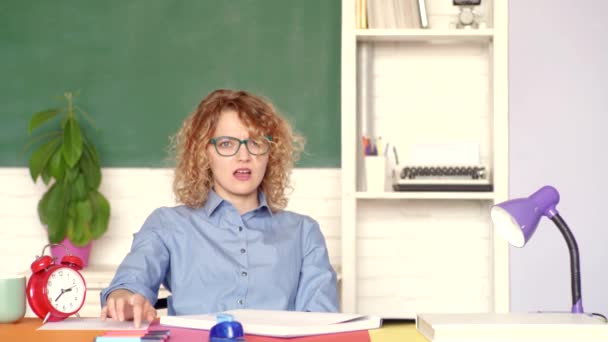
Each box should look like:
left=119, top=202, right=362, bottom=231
left=364, top=156, right=386, bottom=192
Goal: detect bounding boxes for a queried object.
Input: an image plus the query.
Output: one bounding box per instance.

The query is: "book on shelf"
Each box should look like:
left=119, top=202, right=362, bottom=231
left=160, top=309, right=382, bottom=338
left=418, top=0, right=429, bottom=28
left=365, top=0, right=427, bottom=29
left=416, top=312, right=608, bottom=342
left=356, top=0, right=368, bottom=29
left=362, top=0, right=368, bottom=29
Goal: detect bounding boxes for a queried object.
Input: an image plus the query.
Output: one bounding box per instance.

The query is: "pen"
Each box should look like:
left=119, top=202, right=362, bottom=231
left=362, top=136, right=370, bottom=156
left=393, top=146, right=399, bottom=165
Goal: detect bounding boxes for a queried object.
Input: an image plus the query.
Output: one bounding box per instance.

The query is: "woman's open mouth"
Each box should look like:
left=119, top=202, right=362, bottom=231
left=233, top=168, right=252, bottom=181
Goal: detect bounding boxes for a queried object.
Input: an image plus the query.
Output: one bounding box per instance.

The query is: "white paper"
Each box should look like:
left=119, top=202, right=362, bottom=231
left=408, top=142, right=480, bottom=165
left=217, top=309, right=365, bottom=326
left=160, top=309, right=382, bottom=337
left=37, top=317, right=150, bottom=330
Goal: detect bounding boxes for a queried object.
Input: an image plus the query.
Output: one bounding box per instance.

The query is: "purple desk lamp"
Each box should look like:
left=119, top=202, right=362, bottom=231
left=490, top=185, right=583, bottom=313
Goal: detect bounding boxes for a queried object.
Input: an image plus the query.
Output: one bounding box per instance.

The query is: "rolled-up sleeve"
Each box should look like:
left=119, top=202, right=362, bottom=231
left=100, top=209, right=170, bottom=308
left=294, top=219, right=339, bottom=312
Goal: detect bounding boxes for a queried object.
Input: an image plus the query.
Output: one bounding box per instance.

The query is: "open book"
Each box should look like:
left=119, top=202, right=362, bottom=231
left=160, top=309, right=382, bottom=337
left=416, top=313, right=608, bottom=342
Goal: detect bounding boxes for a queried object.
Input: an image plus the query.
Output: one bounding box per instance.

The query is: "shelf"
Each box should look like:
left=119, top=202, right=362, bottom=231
left=355, top=191, right=495, bottom=200
left=356, top=29, right=494, bottom=42
left=342, top=0, right=509, bottom=316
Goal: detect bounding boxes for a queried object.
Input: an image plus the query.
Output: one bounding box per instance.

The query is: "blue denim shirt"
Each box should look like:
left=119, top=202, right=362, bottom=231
left=100, top=190, right=338, bottom=314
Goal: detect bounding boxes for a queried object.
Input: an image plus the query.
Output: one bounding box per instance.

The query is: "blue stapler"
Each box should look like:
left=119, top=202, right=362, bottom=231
left=209, top=313, right=246, bottom=342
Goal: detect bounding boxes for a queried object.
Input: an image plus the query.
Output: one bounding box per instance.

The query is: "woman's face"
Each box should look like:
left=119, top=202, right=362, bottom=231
left=206, top=109, right=269, bottom=205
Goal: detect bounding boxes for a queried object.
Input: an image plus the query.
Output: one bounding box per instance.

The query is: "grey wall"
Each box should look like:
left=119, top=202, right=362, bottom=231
left=509, top=0, right=608, bottom=315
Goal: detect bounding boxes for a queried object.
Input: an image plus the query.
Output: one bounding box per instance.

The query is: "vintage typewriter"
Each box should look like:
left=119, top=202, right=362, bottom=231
left=392, top=165, right=492, bottom=191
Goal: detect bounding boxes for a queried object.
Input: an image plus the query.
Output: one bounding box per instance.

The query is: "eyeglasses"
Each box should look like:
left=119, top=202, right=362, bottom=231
left=209, top=136, right=273, bottom=157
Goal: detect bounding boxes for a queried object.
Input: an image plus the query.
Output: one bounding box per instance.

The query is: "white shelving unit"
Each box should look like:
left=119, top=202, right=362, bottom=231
left=357, top=29, right=494, bottom=42
left=341, top=0, right=509, bottom=318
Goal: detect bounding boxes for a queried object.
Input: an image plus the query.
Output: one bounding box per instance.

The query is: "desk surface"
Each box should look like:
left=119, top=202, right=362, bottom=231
left=0, top=318, right=427, bottom=342
left=0, top=318, right=102, bottom=342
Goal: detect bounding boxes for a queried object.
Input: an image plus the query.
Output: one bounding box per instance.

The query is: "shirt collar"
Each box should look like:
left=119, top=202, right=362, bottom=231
left=203, top=189, right=273, bottom=217
left=256, top=191, right=273, bottom=217
left=203, top=189, right=224, bottom=217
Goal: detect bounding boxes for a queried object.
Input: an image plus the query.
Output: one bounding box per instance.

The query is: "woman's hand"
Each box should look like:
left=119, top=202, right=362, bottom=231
left=100, top=289, right=157, bottom=328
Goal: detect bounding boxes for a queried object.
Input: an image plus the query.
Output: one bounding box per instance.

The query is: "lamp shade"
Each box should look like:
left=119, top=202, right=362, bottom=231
left=490, top=185, right=584, bottom=313
left=490, top=186, right=560, bottom=247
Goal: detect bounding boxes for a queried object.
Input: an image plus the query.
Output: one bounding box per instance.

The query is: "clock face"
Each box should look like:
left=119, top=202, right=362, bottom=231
left=45, top=267, right=86, bottom=314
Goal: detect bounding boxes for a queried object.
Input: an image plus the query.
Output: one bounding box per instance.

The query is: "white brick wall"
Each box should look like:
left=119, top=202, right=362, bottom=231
left=0, top=168, right=342, bottom=275
left=355, top=199, right=493, bottom=317
left=1, top=167, right=495, bottom=316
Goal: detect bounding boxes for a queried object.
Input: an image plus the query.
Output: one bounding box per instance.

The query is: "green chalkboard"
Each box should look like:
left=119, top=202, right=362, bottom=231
left=0, top=0, right=341, bottom=167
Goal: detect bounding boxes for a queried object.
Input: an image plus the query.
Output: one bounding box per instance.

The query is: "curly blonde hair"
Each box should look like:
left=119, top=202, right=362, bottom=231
left=171, top=89, right=304, bottom=212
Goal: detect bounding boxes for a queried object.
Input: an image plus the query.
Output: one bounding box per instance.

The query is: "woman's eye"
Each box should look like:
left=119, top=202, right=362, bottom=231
left=219, top=140, right=234, bottom=148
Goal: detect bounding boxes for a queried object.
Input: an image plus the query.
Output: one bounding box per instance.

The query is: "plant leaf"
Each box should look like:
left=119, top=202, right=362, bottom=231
left=65, top=165, right=79, bottom=182
left=29, top=136, right=61, bottom=182
left=83, top=138, right=100, bottom=166
left=48, top=147, right=66, bottom=181
left=62, top=118, right=83, bottom=168
left=37, top=182, right=58, bottom=225
left=71, top=173, right=88, bottom=201
left=89, top=190, right=110, bottom=239
left=69, top=199, right=93, bottom=246
left=80, top=148, right=101, bottom=189
left=75, top=199, right=93, bottom=222
left=46, top=182, right=69, bottom=244
left=23, top=131, right=61, bottom=153
left=75, top=105, right=97, bottom=128
left=65, top=216, right=78, bottom=245
left=40, top=166, right=52, bottom=185
left=28, top=109, right=60, bottom=134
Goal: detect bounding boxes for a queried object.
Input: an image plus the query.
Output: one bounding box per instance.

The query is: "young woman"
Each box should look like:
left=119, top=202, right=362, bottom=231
left=100, top=89, right=338, bottom=327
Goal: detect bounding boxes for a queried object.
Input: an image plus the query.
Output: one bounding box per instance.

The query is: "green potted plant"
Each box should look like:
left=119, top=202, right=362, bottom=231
left=26, top=91, right=110, bottom=267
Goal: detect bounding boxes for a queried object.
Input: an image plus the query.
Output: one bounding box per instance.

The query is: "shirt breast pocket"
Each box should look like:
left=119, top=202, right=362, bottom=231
left=252, top=232, right=302, bottom=289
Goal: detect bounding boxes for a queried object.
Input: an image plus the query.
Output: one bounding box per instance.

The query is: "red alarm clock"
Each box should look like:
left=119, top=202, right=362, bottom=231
left=26, top=244, right=87, bottom=323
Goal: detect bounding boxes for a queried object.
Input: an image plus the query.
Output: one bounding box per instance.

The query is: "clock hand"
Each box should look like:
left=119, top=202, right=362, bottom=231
left=55, top=285, right=77, bottom=302
left=54, top=289, right=66, bottom=302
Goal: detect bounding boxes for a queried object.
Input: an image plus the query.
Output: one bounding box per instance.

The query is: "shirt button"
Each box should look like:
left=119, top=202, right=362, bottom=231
left=238, top=226, right=243, bottom=232
left=238, top=299, right=244, bottom=305
left=241, top=271, right=248, bottom=277
left=240, top=248, right=246, bottom=254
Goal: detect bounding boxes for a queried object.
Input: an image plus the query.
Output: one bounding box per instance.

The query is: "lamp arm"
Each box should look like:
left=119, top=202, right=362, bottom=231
left=550, top=213, right=584, bottom=313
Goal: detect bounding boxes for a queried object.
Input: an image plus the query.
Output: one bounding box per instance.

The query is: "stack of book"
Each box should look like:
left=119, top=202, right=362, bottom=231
left=357, top=0, right=428, bottom=29
left=416, top=312, right=608, bottom=341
